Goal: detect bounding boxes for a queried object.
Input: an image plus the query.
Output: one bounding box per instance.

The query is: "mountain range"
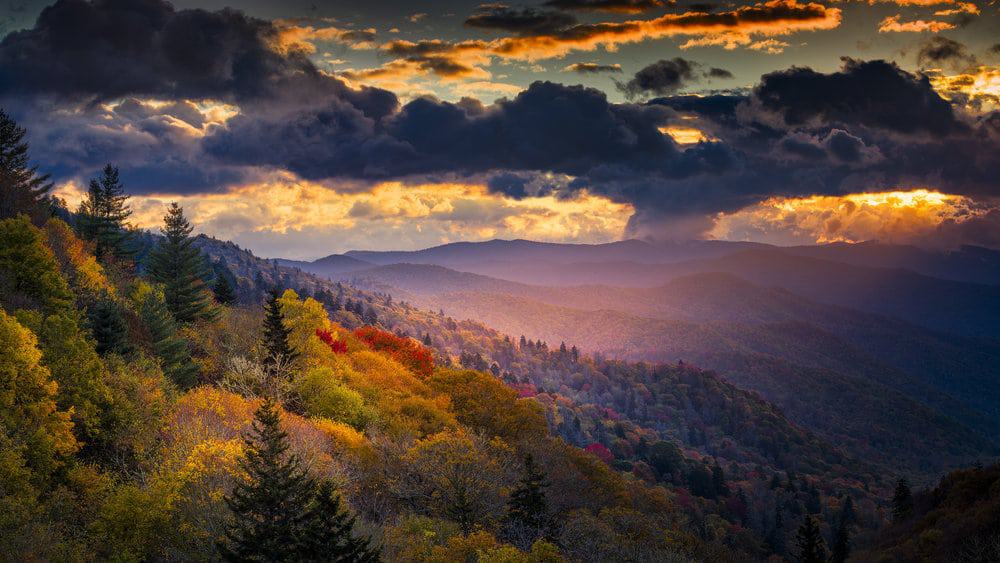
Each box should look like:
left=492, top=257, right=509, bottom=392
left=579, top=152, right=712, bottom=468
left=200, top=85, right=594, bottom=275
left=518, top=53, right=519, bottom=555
left=277, top=238, right=1000, bottom=476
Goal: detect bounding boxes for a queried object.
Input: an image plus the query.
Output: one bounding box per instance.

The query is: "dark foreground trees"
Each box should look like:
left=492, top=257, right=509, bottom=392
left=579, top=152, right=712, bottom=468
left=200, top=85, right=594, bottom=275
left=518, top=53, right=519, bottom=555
left=219, top=400, right=377, bottom=562
left=0, top=109, right=52, bottom=222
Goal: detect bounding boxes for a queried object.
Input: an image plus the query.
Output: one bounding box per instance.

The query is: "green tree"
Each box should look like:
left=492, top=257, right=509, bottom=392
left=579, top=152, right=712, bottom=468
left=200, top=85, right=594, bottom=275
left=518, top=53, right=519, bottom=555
left=77, top=164, right=133, bottom=261
left=262, top=290, right=298, bottom=372
left=506, top=453, right=549, bottom=541
left=0, top=109, right=52, bottom=222
left=218, top=400, right=316, bottom=562
left=297, top=480, right=379, bottom=562
left=131, top=282, right=198, bottom=389
left=793, top=515, right=826, bottom=563
left=891, top=477, right=913, bottom=523
left=147, top=203, right=217, bottom=323
left=0, top=216, right=73, bottom=314
left=88, top=292, right=132, bottom=356
left=213, top=262, right=237, bottom=305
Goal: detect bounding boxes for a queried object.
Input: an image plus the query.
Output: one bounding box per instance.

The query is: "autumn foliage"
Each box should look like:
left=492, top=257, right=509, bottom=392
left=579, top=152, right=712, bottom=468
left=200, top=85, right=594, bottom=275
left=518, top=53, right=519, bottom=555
left=353, top=326, right=434, bottom=378
left=315, top=328, right=347, bottom=354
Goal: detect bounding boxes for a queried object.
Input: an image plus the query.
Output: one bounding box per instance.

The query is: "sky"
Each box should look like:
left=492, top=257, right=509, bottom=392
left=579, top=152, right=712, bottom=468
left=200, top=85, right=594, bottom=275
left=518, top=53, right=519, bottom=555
left=0, top=0, right=997, bottom=258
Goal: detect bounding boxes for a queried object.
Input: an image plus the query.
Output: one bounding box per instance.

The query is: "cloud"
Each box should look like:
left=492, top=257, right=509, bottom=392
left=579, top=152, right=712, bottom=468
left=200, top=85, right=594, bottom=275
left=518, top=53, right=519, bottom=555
left=917, top=36, right=978, bottom=69
left=55, top=175, right=631, bottom=259
left=747, top=39, right=790, bottom=54
left=0, top=0, right=314, bottom=101
left=465, top=6, right=577, bottom=36
left=563, top=62, right=624, bottom=73
left=615, top=58, right=732, bottom=99
left=544, top=0, right=667, bottom=13
left=927, top=66, right=1000, bottom=112
left=365, top=0, right=841, bottom=81
left=878, top=15, right=955, bottom=33
left=709, top=189, right=994, bottom=248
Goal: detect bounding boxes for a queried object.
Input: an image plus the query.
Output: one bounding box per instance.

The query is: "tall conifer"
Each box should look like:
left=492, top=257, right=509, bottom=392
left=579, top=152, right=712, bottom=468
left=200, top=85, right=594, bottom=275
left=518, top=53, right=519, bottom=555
left=262, top=290, right=298, bottom=372
left=0, top=109, right=52, bottom=222
left=77, top=164, right=133, bottom=260
left=506, top=453, right=549, bottom=540
left=794, top=515, right=826, bottom=563
left=219, top=400, right=315, bottom=562
left=147, top=203, right=217, bottom=323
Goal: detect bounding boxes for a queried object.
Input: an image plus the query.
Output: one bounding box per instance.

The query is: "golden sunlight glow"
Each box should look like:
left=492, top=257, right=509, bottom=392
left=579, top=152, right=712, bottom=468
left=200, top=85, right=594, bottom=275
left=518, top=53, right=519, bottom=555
left=929, top=66, right=1000, bottom=113
left=54, top=174, right=632, bottom=255
left=659, top=126, right=714, bottom=144
left=710, top=189, right=984, bottom=245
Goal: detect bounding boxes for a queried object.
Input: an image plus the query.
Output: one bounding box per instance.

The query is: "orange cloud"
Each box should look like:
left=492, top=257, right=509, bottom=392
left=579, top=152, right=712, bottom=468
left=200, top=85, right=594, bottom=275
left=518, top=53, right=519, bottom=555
left=272, top=22, right=377, bottom=54
left=878, top=15, right=956, bottom=33
left=928, top=66, right=1000, bottom=112
left=933, top=2, right=980, bottom=15
left=56, top=174, right=631, bottom=257
left=353, top=1, right=840, bottom=83
left=710, top=189, right=987, bottom=245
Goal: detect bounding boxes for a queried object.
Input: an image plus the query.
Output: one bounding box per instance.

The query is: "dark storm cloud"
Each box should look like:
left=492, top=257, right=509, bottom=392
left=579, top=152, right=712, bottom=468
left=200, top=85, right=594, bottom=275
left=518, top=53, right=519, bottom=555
left=465, top=6, right=576, bottom=36
left=0, top=0, right=399, bottom=193
left=749, top=58, right=962, bottom=136
left=917, top=36, right=977, bottom=70
left=650, top=59, right=999, bottom=206
left=543, top=0, right=666, bottom=13
left=616, top=58, right=732, bottom=99
left=563, top=62, right=622, bottom=73
left=204, top=81, right=704, bottom=184
left=0, top=0, right=393, bottom=107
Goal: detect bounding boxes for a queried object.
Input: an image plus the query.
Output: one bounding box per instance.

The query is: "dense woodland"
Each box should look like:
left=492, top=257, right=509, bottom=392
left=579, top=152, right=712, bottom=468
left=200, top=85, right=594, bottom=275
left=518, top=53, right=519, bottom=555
left=1, top=109, right=997, bottom=561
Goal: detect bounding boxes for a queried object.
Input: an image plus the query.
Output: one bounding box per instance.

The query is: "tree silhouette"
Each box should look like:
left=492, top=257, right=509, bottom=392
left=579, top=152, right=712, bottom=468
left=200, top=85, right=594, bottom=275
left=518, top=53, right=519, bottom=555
left=892, top=477, right=914, bottom=522
left=0, top=109, right=52, bottom=222
left=793, top=515, right=826, bottom=563
left=506, top=453, right=550, bottom=543
left=219, top=400, right=315, bottom=562
left=77, top=164, right=133, bottom=261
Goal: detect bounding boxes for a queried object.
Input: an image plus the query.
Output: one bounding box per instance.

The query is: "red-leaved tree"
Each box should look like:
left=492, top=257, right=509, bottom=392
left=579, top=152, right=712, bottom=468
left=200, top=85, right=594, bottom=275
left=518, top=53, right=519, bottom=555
left=315, top=328, right=348, bottom=354
left=353, top=326, right=434, bottom=378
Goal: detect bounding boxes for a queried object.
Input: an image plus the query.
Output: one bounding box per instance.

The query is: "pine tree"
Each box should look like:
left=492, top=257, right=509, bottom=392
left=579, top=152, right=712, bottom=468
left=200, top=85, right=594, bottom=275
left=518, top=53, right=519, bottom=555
left=88, top=292, right=132, bottom=356
left=297, top=480, right=379, bottom=562
left=147, top=203, right=217, bottom=323
left=77, top=164, right=133, bottom=260
left=219, top=400, right=316, bottom=562
left=794, top=515, right=826, bottom=563
left=213, top=262, right=237, bottom=305
left=134, top=283, right=199, bottom=388
left=0, top=109, right=52, bottom=222
left=830, top=519, right=851, bottom=563
left=262, top=290, right=298, bottom=373
left=506, top=453, right=549, bottom=540
left=891, top=477, right=913, bottom=522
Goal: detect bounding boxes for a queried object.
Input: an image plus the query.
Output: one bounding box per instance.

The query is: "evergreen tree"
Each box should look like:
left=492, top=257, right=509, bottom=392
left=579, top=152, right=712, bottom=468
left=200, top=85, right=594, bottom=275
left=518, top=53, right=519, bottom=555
left=147, top=203, right=217, bottom=323
left=711, top=461, right=729, bottom=497
left=297, top=480, right=379, bottom=562
left=77, top=164, right=133, bottom=260
left=88, top=292, right=132, bottom=356
left=213, top=262, right=237, bottom=305
left=133, top=282, right=199, bottom=388
left=830, top=519, right=851, bottom=563
left=891, top=477, right=914, bottom=522
left=262, top=290, right=298, bottom=372
left=793, top=515, right=826, bottom=563
left=219, top=400, right=316, bottom=562
left=0, top=109, right=52, bottom=222
left=506, top=454, right=549, bottom=539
